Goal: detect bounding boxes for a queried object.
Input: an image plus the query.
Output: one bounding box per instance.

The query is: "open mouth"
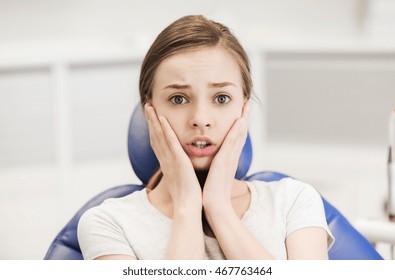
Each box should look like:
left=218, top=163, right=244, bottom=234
left=191, top=141, right=211, bottom=149
left=187, top=138, right=215, bottom=157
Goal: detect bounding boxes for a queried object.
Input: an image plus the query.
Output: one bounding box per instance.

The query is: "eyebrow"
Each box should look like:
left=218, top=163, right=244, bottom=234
left=163, top=84, right=191, bottom=90
left=209, top=82, right=236, bottom=88
left=163, top=82, right=236, bottom=90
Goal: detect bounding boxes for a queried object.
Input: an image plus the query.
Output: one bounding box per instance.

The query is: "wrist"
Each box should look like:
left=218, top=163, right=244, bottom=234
left=173, top=201, right=202, bottom=217
left=203, top=200, right=233, bottom=220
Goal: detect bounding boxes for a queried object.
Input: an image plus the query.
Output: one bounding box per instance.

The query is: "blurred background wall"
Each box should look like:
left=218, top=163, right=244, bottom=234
left=0, top=0, right=394, bottom=259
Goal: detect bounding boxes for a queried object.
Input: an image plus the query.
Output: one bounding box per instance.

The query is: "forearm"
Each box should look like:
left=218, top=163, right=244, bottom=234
left=205, top=204, right=275, bottom=260
left=166, top=208, right=205, bottom=259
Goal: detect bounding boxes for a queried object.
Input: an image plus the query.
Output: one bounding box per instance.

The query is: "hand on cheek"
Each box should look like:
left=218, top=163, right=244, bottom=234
left=144, top=103, right=202, bottom=209
left=203, top=102, right=250, bottom=206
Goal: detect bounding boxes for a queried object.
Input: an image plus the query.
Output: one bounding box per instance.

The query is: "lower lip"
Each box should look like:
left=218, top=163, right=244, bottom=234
left=186, top=144, right=216, bottom=157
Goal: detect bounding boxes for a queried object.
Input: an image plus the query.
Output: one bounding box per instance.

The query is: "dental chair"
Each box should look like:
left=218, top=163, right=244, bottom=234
left=44, top=105, right=383, bottom=260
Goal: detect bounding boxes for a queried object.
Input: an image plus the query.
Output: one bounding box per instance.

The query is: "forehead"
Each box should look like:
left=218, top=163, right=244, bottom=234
left=154, top=46, right=242, bottom=86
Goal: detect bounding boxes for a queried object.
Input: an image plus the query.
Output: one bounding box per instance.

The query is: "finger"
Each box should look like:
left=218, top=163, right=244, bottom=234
left=144, top=103, right=160, bottom=127
left=146, top=104, right=165, bottom=138
left=143, top=103, right=151, bottom=120
left=236, top=101, right=250, bottom=144
left=231, top=118, right=248, bottom=148
left=144, top=104, right=158, bottom=138
left=158, top=116, right=186, bottom=155
left=145, top=106, right=187, bottom=164
left=144, top=104, right=168, bottom=158
left=216, top=117, right=248, bottom=163
left=225, top=111, right=249, bottom=146
left=241, top=101, right=250, bottom=120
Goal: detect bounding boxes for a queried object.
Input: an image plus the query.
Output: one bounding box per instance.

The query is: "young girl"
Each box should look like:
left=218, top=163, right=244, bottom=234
left=78, top=15, right=334, bottom=260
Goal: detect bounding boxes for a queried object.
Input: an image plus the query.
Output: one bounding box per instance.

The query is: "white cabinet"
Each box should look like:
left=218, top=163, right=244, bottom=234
left=265, top=51, right=395, bottom=146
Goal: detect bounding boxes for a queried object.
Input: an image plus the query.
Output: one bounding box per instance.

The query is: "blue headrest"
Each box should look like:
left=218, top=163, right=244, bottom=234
left=128, top=104, right=252, bottom=184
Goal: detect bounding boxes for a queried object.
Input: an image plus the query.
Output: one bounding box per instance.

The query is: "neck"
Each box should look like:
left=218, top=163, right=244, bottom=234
left=195, top=170, right=208, bottom=188
left=195, top=169, right=217, bottom=237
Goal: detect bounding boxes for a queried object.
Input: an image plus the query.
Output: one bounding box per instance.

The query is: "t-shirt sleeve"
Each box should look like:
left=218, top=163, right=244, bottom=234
left=77, top=206, right=137, bottom=260
left=285, top=179, right=335, bottom=249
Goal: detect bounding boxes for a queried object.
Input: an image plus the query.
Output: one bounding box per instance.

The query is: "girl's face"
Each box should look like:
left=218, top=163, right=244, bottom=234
left=151, top=46, right=246, bottom=170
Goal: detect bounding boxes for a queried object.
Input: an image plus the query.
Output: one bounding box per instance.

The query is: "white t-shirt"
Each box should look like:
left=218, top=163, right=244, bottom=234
left=78, top=178, right=334, bottom=260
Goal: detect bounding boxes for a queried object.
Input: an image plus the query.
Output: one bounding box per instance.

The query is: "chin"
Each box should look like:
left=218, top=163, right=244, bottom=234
left=191, top=157, right=212, bottom=171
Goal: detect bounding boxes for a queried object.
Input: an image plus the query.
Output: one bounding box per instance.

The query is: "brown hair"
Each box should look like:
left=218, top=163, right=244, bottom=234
left=139, top=15, right=252, bottom=105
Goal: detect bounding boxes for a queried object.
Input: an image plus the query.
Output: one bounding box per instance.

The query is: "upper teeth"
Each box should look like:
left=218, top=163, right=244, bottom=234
left=193, top=141, right=209, bottom=148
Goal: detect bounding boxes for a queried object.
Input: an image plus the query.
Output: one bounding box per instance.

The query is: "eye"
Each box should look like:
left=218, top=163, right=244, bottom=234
left=214, top=94, right=231, bottom=105
left=170, top=95, right=187, bottom=105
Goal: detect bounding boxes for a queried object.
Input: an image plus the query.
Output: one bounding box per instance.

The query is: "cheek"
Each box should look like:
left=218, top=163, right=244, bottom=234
left=218, top=105, right=244, bottom=137
left=159, top=110, right=184, bottom=137
left=218, top=114, right=239, bottom=137
left=150, top=100, right=171, bottom=123
left=150, top=98, right=184, bottom=138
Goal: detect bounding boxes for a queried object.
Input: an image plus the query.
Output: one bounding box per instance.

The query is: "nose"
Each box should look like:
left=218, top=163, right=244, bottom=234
left=188, top=103, right=212, bottom=128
